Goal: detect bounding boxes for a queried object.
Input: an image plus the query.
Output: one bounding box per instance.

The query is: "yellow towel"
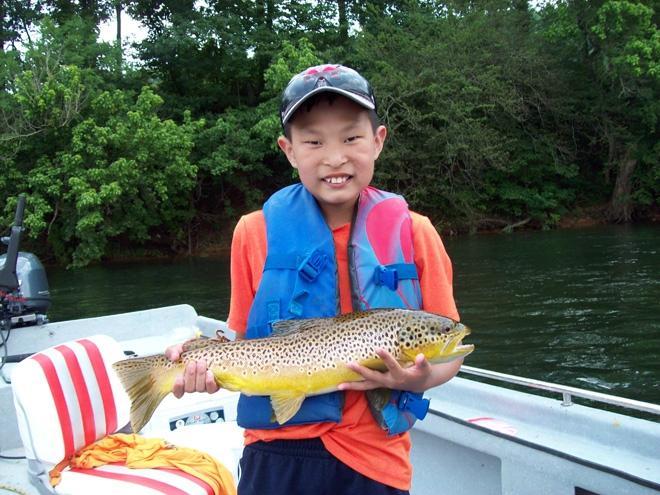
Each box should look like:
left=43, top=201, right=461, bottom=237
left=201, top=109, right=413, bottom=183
left=49, top=433, right=236, bottom=495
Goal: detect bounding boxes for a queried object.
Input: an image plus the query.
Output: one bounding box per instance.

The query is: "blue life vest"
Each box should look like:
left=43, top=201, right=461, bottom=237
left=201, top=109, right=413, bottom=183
left=236, top=183, right=424, bottom=431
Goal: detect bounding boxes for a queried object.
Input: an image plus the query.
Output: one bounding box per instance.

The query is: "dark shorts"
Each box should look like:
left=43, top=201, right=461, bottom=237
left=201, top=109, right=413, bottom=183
left=237, top=438, right=409, bottom=495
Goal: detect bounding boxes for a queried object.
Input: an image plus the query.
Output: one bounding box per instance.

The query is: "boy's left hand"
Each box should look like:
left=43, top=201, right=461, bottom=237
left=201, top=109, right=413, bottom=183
left=338, top=348, right=432, bottom=393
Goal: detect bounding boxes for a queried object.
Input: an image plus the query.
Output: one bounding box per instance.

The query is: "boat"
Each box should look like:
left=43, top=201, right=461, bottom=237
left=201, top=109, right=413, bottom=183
left=0, top=304, right=658, bottom=495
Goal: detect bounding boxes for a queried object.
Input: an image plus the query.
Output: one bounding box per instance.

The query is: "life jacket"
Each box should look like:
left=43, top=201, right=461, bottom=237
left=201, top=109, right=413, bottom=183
left=236, top=183, right=423, bottom=430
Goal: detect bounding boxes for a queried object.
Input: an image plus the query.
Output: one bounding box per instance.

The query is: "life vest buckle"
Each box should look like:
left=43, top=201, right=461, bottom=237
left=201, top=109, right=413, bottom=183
left=298, top=249, right=328, bottom=282
left=374, top=265, right=399, bottom=290
left=398, top=391, right=430, bottom=420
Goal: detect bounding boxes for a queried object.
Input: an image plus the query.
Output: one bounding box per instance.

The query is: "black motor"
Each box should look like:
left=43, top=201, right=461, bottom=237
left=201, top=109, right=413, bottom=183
left=0, top=195, right=50, bottom=330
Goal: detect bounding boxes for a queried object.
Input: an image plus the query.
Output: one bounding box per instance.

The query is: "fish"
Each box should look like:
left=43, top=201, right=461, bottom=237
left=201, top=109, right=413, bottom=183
left=112, top=308, right=474, bottom=433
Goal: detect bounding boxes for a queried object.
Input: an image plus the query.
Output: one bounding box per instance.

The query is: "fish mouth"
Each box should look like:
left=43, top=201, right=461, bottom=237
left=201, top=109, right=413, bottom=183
left=457, top=323, right=471, bottom=337
left=428, top=324, right=474, bottom=363
left=451, top=324, right=473, bottom=354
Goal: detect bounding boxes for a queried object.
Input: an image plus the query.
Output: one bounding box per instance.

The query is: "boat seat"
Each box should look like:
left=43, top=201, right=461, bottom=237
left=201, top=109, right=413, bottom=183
left=11, top=334, right=221, bottom=495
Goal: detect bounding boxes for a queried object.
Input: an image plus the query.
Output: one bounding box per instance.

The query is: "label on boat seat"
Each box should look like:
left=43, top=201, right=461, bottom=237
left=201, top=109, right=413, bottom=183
left=169, top=408, right=226, bottom=430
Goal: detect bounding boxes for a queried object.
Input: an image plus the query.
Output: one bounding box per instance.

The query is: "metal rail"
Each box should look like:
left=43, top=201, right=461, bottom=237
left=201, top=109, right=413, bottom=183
left=460, top=365, right=660, bottom=416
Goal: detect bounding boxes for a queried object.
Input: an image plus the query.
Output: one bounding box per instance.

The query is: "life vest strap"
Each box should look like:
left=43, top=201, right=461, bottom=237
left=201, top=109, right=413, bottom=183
left=264, top=249, right=329, bottom=283
left=374, top=263, right=419, bottom=290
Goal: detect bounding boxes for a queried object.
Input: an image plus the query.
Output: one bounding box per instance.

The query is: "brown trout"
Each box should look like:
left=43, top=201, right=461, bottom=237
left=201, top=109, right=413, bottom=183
left=112, top=309, right=473, bottom=432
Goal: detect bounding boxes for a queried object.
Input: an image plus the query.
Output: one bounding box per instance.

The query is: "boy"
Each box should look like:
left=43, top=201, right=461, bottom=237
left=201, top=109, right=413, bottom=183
left=167, top=64, right=462, bottom=494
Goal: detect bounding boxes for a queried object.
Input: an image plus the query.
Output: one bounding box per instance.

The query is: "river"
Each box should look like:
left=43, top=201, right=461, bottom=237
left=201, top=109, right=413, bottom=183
left=45, top=224, right=659, bottom=405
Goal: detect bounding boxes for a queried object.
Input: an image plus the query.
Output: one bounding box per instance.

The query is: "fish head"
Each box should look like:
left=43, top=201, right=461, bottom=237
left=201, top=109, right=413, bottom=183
left=397, top=311, right=474, bottom=364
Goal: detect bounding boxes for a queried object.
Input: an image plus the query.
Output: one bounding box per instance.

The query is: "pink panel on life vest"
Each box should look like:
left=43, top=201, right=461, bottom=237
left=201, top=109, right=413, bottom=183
left=399, top=215, right=413, bottom=263
left=365, top=198, right=407, bottom=264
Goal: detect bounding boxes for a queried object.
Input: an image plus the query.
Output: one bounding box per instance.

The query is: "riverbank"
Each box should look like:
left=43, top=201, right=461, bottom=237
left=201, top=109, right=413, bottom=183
left=34, top=206, right=657, bottom=268
left=138, top=214, right=660, bottom=262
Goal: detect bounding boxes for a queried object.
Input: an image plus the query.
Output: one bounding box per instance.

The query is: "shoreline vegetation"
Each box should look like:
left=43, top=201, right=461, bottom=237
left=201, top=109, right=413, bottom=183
left=2, top=1, right=657, bottom=269
left=72, top=205, right=658, bottom=268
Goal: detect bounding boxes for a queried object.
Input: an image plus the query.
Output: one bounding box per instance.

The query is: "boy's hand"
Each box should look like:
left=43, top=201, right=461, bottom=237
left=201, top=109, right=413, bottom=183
left=165, top=343, right=220, bottom=398
left=338, top=348, right=433, bottom=393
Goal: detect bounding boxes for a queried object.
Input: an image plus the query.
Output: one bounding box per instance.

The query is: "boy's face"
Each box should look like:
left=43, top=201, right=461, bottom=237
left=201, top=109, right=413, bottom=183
left=277, top=96, right=387, bottom=227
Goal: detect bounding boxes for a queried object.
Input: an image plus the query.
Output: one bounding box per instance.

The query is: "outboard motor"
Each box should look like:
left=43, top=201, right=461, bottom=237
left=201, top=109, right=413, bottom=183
left=0, top=195, right=50, bottom=330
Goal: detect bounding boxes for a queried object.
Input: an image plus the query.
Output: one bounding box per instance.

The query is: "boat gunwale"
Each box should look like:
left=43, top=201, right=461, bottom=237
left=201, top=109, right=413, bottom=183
left=460, top=365, right=660, bottom=415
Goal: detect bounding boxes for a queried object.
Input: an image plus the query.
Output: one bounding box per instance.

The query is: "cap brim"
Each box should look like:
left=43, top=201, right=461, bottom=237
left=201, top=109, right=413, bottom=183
left=281, top=87, right=376, bottom=126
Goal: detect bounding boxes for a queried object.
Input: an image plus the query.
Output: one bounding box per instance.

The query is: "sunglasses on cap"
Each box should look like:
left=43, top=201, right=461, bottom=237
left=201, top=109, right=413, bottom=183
left=280, top=65, right=376, bottom=128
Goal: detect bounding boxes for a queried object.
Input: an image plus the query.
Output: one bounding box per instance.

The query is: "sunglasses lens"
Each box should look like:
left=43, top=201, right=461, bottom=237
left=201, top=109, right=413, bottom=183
left=280, top=65, right=375, bottom=125
left=331, top=69, right=372, bottom=96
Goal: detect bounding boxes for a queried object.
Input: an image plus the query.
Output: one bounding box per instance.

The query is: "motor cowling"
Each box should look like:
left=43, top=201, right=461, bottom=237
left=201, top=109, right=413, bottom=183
left=1, top=252, right=51, bottom=314
left=0, top=195, right=50, bottom=329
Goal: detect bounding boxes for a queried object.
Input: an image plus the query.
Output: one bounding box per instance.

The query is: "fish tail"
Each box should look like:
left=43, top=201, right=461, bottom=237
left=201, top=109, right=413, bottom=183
left=112, top=356, right=181, bottom=433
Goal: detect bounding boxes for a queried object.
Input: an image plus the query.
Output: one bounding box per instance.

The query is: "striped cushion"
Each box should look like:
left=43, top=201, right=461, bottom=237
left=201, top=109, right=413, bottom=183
left=12, top=335, right=131, bottom=463
left=11, top=335, right=216, bottom=495
left=58, top=464, right=213, bottom=495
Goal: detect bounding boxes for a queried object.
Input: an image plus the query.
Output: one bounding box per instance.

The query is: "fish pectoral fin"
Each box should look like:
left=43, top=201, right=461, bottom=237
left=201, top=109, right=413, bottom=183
left=401, top=348, right=421, bottom=362
left=270, top=393, right=306, bottom=424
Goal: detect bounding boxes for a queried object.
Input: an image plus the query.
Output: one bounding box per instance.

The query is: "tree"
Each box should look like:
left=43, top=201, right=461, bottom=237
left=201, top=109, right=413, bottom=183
left=0, top=1, right=42, bottom=52
left=193, top=38, right=322, bottom=219
left=26, top=87, right=202, bottom=266
left=350, top=1, right=581, bottom=228
left=542, top=0, right=658, bottom=222
left=590, top=0, right=659, bottom=221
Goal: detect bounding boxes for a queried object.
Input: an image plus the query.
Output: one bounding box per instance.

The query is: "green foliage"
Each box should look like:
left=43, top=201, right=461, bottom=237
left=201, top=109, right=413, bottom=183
left=351, top=1, right=584, bottom=227
left=592, top=1, right=659, bottom=80
left=263, top=39, right=322, bottom=98
left=1, top=0, right=658, bottom=267
left=541, top=0, right=659, bottom=221
left=25, top=87, right=202, bottom=267
left=0, top=21, right=89, bottom=146
left=194, top=38, right=322, bottom=216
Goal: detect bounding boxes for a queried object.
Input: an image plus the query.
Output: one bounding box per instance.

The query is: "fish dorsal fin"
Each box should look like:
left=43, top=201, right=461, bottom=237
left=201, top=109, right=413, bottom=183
left=271, top=311, right=387, bottom=337
left=270, top=393, right=306, bottom=424
left=271, top=317, right=334, bottom=336
left=182, top=337, right=223, bottom=353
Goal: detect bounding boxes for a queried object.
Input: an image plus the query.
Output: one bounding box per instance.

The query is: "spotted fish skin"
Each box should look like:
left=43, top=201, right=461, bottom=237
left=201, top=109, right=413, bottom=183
left=112, top=309, right=473, bottom=432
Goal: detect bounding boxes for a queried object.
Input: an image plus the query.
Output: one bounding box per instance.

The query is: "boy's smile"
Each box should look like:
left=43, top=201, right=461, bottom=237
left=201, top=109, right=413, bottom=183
left=323, top=174, right=351, bottom=186
left=278, top=96, right=387, bottom=229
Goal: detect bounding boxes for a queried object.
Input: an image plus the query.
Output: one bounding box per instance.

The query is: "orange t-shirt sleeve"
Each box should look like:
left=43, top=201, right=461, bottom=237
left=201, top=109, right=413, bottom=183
left=411, top=212, right=460, bottom=320
left=226, top=212, right=267, bottom=336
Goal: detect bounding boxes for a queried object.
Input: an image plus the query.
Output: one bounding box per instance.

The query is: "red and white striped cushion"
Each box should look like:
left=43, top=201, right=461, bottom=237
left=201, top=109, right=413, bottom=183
left=58, top=464, right=213, bottom=495
left=12, top=335, right=131, bottom=463
left=12, top=335, right=216, bottom=495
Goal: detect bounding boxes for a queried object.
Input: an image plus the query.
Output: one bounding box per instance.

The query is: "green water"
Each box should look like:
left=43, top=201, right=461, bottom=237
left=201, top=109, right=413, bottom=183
left=46, top=225, right=659, bottom=404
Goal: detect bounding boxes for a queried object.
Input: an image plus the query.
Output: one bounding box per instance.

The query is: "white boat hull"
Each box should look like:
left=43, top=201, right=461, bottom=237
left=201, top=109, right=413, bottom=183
left=411, top=378, right=659, bottom=495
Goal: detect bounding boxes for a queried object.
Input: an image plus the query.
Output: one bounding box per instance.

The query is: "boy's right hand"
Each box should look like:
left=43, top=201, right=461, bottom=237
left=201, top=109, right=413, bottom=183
left=165, top=343, right=220, bottom=398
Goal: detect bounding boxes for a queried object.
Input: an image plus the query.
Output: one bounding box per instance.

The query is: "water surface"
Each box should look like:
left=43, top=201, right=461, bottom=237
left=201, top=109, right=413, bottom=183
left=445, top=225, right=659, bottom=404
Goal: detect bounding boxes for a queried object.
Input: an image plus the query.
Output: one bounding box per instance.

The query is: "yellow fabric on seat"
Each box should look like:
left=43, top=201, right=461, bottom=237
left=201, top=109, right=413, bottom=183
left=49, top=433, right=236, bottom=495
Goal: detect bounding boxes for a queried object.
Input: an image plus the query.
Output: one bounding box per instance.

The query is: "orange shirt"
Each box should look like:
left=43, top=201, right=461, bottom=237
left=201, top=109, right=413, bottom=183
left=227, top=210, right=458, bottom=490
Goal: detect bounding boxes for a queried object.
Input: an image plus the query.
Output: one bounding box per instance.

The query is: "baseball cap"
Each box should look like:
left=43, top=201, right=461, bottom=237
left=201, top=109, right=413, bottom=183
left=280, top=64, right=376, bottom=128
